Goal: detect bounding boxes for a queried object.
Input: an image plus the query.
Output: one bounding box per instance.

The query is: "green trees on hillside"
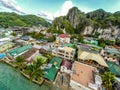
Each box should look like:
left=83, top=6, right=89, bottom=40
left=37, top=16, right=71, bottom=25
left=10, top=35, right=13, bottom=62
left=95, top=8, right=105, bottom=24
left=0, top=12, right=50, bottom=28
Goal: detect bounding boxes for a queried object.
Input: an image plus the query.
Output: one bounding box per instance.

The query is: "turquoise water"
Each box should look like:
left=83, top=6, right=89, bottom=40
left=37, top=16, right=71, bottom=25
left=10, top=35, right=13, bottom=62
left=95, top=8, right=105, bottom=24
left=0, top=62, right=61, bottom=90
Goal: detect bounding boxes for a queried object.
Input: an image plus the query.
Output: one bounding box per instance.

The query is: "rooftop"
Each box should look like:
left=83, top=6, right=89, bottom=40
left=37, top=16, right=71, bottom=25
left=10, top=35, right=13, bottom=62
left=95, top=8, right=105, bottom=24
left=0, top=41, right=6, bottom=46
left=22, top=36, right=29, bottom=41
left=59, top=34, right=70, bottom=38
left=105, top=49, right=120, bottom=55
left=78, top=49, right=108, bottom=67
left=8, top=44, right=32, bottom=58
left=61, top=60, right=72, bottom=70
left=21, top=47, right=38, bottom=60
left=71, top=61, right=95, bottom=87
left=106, top=61, right=120, bottom=76
left=44, top=57, right=62, bottom=81
left=58, top=46, right=75, bottom=52
left=63, top=43, right=74, bottom=47
left=0, top=53, right=6, bottom=59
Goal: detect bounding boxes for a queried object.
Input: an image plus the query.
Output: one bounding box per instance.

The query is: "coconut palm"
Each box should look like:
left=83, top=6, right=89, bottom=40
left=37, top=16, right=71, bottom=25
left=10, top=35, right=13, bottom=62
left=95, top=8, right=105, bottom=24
left=102, top=72, right=116, bottom=90
left=15, top=56, right=26, bottom=70
left=24, top=57, right=44, bottom=82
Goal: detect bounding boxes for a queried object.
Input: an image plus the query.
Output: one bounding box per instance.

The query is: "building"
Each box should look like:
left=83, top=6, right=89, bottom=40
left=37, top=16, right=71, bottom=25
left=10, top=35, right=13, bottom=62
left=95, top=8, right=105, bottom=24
left=56, top=34, right=70, bottom=43
left=20, top=47, right=39, bottom=62
left=0, top=42, right=14, bottom=53
left=7, top=44, right=32, bottom=58
left=106, top=61, right=120, bottom=76
left=52, top=46, right=75, bottom=60
left=22, top=36, right=30, bottom=41
left=78, top=49, right=108, bottom=67
left=0, top=53, right=6, bottom=59
left=44, top=57, right=62, bottom=81
left=84, top=38, right=98, bottom=45
left=70, top=61, right=102, bottom=90
left=60, top=60, right=72, bottom=74
left=12, top=26, right=28, bottom=35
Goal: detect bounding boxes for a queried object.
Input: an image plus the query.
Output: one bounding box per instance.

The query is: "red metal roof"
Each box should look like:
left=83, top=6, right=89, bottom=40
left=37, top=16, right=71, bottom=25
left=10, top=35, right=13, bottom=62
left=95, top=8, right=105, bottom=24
left=62, top=60, right=72, bottom=70
left=59, top=34, right=70, bottom=38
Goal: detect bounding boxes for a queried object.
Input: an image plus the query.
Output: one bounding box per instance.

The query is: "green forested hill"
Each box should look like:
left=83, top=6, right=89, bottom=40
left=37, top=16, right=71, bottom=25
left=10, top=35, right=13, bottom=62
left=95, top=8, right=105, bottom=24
left=0, top=12, right=50, bottom=28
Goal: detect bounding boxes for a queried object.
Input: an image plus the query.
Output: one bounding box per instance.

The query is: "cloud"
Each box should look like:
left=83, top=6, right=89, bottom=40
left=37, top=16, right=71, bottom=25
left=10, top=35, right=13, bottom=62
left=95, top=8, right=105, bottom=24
left=38, top=11, right=54, bottom=20
left=60, top=0, right=73, bottom=16
left=0, top=0, right=25, bottom=14
left=38, top=0, right=73, bottom=21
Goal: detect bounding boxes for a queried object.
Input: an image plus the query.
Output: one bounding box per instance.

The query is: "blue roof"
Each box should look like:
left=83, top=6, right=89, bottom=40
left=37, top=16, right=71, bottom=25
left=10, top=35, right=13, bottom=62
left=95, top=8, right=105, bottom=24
left=0, top=41, right=6, bottom=46
left=0, top=53, right=6, bottom=59
left=22, top=36, right=29, bottom=40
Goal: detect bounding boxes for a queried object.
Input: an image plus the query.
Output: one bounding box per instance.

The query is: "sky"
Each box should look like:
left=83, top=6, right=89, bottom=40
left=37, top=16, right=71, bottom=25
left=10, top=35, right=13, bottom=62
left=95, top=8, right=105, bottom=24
left=0, top=0, right=120, bottom=21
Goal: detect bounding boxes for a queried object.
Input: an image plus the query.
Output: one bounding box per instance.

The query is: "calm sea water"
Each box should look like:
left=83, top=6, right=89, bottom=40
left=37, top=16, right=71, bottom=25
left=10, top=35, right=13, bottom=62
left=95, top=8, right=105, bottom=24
left=0, top=62, right=61, bottom=90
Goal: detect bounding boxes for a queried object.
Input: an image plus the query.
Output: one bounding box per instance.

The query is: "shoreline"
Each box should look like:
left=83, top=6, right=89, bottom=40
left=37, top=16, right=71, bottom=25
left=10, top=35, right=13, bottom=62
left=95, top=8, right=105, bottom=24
left=0, top=59, right=44, bottom=85
left=0, top=59, right=62, bottom=90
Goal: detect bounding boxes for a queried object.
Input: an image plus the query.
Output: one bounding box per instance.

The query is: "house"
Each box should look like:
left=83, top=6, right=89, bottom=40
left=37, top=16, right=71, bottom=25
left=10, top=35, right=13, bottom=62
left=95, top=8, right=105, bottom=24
left=56, top=34, right=70, bottom=43
left=12, top=26, right=29, bottom=35
left=0, top=53, right=6, bottom=59
left=70, top=61, right=102, bottom=90
left=46, top=33, right=52, bottom=38
left=44, top=57, right=62, bottom=81
left=7, top=44, right=32, bottom=58
left=0, top=42, right=14, bottom=53
left=84, top=39, right=98, bottom=45
left=106, top=61, right=120, bottom=76
left=0, top=37, right=11, bottom=42
left=20, top=47, right=39, bottom=62
left=60, top=60, right=72, bottom=74
left=52, top=46, right=75, bottom=60
left=22, top=36, right=30, bottom=41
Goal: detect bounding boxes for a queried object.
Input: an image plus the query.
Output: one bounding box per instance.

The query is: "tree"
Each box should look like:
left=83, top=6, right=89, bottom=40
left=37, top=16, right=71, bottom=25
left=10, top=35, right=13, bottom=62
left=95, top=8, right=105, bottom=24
left=15, top=56, right=26, bottom=70
left=24, top=57, right=45, bottom=81
left=11, top=32, right=17, bottom=36
left=47, top=35, right=56, bottom=42
left=98, top=38, right=106, bottom=48
left=116, top=39, right=120, bottom=46
left=16, top=56, right=25, bottom=63
left=77, top=35, right=84, bottom=43
left=102, top=72, right=116, bottom=90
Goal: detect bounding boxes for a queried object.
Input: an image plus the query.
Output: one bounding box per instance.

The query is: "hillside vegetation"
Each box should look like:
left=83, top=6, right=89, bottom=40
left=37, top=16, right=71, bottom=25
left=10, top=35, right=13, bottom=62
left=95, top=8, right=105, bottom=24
left=0, top=12, right=50, bottom=28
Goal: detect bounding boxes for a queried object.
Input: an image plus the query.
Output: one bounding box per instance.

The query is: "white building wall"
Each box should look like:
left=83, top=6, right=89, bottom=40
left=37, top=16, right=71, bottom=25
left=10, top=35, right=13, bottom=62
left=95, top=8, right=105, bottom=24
left=70, top=80, right=92, bottom=90
left=56, top=37, right=70, bottom=43
left=61, top=66, right=71, bottom=74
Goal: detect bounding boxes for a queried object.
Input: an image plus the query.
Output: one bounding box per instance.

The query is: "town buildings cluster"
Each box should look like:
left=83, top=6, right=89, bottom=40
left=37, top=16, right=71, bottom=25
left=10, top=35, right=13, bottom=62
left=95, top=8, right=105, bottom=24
left=0, top=27, right=120, bottom=90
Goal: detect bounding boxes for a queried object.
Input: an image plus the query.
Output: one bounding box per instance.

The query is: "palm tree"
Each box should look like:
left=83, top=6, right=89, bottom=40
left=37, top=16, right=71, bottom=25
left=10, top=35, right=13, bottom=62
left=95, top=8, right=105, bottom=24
left=15, top=56, right=26, bottom=70
left=24, top=57, right=44, bottom=82
left=102, top=72, right=116, bottom=90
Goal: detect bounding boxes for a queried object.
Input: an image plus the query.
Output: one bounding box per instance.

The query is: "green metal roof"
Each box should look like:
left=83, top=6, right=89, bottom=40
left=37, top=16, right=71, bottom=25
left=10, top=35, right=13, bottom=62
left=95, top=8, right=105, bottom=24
left=87, top=44, right=103, bottom=49
left=63, top=43, right=74, bottom=47
left=84, top=39, right=98, bottom=45
left=105, top=49, right=120, bottom=54
left=44, top=57, right=62, bottom=81
left=106, top=61, right=120, bottom=76
left=8, top=44, right=32, bottom=58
